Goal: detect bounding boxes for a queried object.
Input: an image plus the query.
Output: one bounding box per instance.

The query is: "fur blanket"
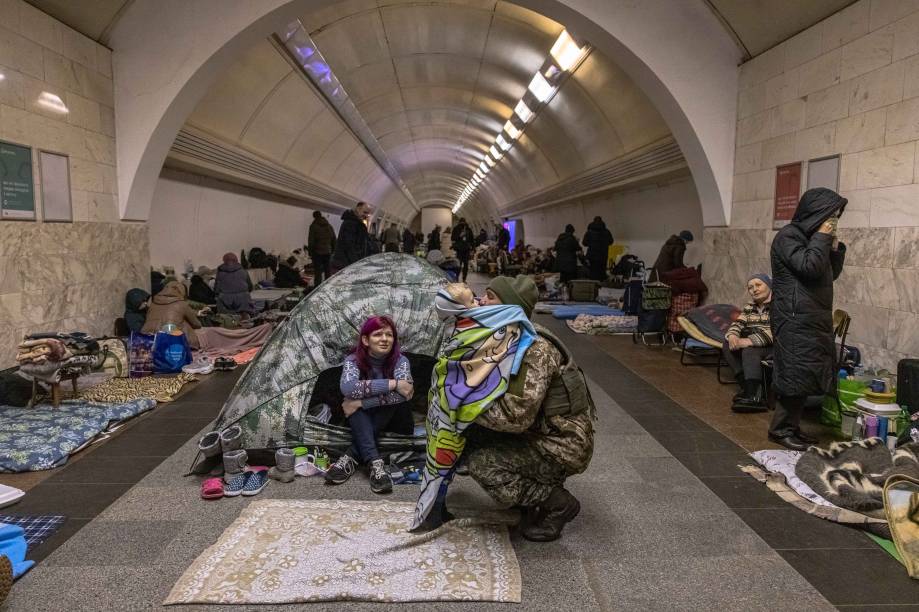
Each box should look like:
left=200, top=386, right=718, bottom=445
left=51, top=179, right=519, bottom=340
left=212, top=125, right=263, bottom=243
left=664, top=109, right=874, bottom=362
left=795, top=439, right=919, bottom=519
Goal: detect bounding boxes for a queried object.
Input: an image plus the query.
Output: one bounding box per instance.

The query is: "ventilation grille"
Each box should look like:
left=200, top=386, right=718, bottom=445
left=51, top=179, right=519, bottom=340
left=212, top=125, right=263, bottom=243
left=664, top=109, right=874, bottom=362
left=169, top=129, right=353, bottom=207
left=503, top=139, right=686, bottom=214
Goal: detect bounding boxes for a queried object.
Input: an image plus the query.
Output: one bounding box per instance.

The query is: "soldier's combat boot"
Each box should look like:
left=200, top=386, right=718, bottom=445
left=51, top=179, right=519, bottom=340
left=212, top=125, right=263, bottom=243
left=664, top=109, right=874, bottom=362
left=521, top=487, right=580, bottom=542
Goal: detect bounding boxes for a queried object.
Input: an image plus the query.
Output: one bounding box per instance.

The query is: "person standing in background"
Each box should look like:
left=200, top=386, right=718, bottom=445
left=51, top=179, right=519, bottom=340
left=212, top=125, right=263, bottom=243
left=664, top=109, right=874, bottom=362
left=382, top=223, right=401, bottom=253
left=451, top=218, right=475, bottom=281
left=308, top=211, right=336, bottom=284
left=653, top=230, right=693, bottom=276
left=555, top=224, right=582, bottom=284
left=768, top=188, right=847, bottom=451
left=331, top=201, right=371, bottom=272
left=582, top=216, right=613, bottom=281
left=402, top=227, right=416, bottom=254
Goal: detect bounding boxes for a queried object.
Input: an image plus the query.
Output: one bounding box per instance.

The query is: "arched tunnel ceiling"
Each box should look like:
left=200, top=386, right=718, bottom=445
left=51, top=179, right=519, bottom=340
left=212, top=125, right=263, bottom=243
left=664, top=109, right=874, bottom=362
left=24, top=0, right=861, bottom=222
left=171, top=0, right=680, bottom=222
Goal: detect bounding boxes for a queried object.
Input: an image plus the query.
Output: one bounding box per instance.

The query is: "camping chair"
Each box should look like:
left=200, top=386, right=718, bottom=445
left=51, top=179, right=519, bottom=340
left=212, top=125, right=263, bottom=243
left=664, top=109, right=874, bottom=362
left=676, top=315, right=734, bottom=384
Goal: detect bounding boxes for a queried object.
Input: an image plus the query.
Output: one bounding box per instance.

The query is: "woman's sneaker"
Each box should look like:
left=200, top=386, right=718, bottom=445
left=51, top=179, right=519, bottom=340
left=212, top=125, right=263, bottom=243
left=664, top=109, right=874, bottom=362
left=369, top=459, right=393, bottom=494
left=324, top=454, right=357, bottom=485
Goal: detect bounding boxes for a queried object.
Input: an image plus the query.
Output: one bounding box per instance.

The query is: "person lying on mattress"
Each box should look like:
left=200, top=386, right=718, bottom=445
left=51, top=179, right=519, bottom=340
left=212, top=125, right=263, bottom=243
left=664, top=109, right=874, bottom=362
left=724, top=273, right=773, bottom=413
left=325, top=315, right=414, bottom=494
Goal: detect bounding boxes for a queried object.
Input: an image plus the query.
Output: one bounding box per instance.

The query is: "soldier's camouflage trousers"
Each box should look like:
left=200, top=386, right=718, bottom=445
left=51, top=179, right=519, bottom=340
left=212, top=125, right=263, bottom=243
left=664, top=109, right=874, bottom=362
left=466, top=427, right=567, bottom=507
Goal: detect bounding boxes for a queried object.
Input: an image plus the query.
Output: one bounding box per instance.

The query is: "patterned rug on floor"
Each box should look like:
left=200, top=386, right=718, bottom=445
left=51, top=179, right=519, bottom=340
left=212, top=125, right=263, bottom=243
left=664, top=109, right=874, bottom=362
left=76, top=373, right=197, bottom=403
left=165, top=499, right=521, bottom=605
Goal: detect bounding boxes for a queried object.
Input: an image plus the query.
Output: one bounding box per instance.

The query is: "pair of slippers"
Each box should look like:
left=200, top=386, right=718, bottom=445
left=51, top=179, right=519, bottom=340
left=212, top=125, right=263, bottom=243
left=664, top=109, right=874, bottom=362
left=201, top=467, right=268, bottom=500
left=213, top=357, right=238, bottom=371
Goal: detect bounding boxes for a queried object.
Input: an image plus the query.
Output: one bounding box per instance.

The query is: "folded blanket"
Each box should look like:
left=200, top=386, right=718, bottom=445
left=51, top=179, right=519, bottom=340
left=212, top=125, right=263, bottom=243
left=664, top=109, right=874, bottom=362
left=195, top=324, right=273, bottom=358
left=411, top=296, right=536, bottom=531
left=795, top=439, right=919, bottom=518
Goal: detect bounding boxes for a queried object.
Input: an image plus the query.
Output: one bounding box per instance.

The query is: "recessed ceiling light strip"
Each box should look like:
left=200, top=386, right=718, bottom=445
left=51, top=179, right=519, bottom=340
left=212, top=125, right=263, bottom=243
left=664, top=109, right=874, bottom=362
left=275, top=21, right=419, bottom=212
left=453, top=29, right=591, bottom=214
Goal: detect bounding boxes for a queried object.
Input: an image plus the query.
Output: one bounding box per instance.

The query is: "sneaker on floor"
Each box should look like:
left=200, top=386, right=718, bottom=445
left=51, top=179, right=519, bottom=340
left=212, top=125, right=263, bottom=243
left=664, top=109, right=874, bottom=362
left=223, top=471, right=247, bottom=497
left=241, top=469, right=268, bottom=496
left=324, top=454, right=357, bottom=485
left=183, top=356, right=214, bottom=375
left=369, top=459, right=393, bottom=494
left=214, top=357, right=237, bottom=371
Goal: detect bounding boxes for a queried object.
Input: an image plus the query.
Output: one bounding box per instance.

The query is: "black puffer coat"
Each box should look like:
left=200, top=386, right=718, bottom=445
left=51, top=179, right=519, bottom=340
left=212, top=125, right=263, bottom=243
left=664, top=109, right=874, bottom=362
left=770, top=188, right=847, bottom=398
left=331, top=209, right=369, bottom=268
left=554, top=231, right=581, bottom=275
left=582, top=219, right=613, bottom=262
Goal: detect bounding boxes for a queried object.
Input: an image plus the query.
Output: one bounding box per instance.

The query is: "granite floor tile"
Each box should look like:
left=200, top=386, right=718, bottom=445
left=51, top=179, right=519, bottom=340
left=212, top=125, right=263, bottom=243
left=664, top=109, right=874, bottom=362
left=780, top=548, right=919, bottom=606
left=11, top=482, right=132, bottom=519
left=45, top=454, right=165, bottom=484
left=735, top=507, right=877, bottom=550
left=44, top=519, right=184, bottom=567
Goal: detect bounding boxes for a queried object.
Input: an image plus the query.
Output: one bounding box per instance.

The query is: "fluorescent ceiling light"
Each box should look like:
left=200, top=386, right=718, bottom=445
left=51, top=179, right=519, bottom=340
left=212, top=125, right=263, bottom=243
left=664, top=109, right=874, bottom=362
left=485, top=156, right=496, bottom=168
left=504, top=120, right=521, bottom=140
left=514, top=100, right=534, bottom=123
left=528, top=72, right=553, bottom=103
left=0, top=73, right=5, bottom=81
left=551, top=30, right=586, bottom=71
left=489, top=145, right=502, bottom=160
left=37, top=91, right=68, bottom=114
left=496, top=134, right=511, bottom=151
left=479, top=161, right=489, bottom=174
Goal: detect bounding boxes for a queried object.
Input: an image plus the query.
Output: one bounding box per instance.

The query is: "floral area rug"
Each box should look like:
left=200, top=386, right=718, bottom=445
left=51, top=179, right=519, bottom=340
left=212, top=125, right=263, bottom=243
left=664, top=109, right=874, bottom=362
left=165, top=499, right=521, bottom=605
left=76, top=373, right=196, bottom=403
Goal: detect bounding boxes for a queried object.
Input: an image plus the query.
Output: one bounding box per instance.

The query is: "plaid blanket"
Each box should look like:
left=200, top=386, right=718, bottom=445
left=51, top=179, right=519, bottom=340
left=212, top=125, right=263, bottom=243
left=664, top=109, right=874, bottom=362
left=0, top=514, right=65, bottom=548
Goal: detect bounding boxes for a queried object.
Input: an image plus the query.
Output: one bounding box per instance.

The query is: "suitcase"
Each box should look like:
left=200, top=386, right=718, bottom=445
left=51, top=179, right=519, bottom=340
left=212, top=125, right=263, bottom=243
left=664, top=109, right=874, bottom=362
left=568, top=280, right=600, bottom=302
left=897, top=359, right=919, bottom=415
left=622, top=278, right=643, bottom=315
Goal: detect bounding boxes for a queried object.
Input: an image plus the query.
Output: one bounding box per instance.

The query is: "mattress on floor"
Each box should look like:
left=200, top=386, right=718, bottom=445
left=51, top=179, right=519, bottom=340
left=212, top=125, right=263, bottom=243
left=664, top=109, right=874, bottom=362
left=0, top=398, right=156, bottom=472
left=551, top=305, right=625, bottom=320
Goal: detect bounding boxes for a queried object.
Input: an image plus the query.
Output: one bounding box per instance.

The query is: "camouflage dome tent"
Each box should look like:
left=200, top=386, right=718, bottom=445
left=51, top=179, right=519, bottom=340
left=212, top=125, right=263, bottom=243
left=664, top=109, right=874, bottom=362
left=202, top=254, right=448, bottom=464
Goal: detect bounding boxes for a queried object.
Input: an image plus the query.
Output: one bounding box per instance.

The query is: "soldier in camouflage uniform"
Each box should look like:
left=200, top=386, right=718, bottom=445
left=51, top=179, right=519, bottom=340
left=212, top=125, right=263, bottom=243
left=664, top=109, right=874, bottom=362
left=466, top=275, right=594, bottom=542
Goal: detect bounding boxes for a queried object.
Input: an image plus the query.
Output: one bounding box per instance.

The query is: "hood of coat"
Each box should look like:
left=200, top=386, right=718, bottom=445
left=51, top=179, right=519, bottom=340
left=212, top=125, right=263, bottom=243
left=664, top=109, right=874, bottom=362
left=218, top=261, right=243, bottom=273
left=792, top=188, right=847, bottom=236
left=341, top=209, right=362, bottom=224
left=312, top=216, right=331, bottom=228
left=153, top=281, right=187, bottom=304
left=587, top=219, right=607, bottom=232
left=125, top=288, right=150, bottom=312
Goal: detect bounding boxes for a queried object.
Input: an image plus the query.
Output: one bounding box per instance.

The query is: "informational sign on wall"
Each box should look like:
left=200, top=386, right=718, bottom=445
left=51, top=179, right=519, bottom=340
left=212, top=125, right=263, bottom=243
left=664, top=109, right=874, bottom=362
left=0, top=140, right=35, bottom=220
left=773, top=162, right=802, bottom=229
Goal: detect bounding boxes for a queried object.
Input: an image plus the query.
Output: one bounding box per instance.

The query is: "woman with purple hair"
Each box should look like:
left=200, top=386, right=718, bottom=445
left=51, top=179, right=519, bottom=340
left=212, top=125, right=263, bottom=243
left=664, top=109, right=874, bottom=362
left=325, top=315, right=414, bottom=493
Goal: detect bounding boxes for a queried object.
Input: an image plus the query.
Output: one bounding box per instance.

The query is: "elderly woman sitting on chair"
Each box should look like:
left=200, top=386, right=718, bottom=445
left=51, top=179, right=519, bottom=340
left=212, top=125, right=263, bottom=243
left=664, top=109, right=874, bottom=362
left=724, top=274, right=773, bottom=413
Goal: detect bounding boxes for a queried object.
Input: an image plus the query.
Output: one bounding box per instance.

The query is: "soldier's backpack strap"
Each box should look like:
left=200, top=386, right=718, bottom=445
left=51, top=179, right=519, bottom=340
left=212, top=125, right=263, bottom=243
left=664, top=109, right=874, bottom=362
left=533, top=324, right=597, bottom=420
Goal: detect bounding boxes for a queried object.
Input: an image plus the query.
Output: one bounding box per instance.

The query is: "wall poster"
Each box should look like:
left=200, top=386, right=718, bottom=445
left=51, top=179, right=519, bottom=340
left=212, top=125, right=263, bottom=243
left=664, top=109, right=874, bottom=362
left=0, top=140, right=35, bottom=220
left=773, top=162, right=802, bottom=229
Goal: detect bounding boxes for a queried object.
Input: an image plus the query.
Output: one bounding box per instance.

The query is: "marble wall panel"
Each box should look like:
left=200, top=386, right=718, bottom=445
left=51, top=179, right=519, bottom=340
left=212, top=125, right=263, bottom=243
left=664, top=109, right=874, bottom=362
left=795, top=122, right=837, bottom=160
left=738, top=83, right=766, bottom=119
left=894, top=227, right=919, bottom=267
left=799, top=49, right=843, bottom=96
left=888, top=310, right=919, bottom=354
left=849, top=61, right=905, bottom=114
left=893, top=9, right=919, bottom=61
left=835, top=108, right=886, bottom=153
left=762, top=133, right=797, bottom=169
left=734, top=142, right=762, bottom=174
left=894, top=268, right=919, bottom=311
left=885, top=96, right=919, bottom=145
left=858, top=344, right=908, bottom=373
left=836, top=300, right=891, bottom=348
left=869, top=0, right=919, bottom=32
left=785, top=24, right=824, bottom=70
left=805, top=82, right=850, bottom=127
left=836, top=227, right=895, bottom=267
left=765, top=69, right=800, bottom=109
left=823, top=0, right=870, bottom=52
left=870, top=183, right=919, bottom=226
left=905, top=54, right=919, bottom=100
left=771, top=99, right=807, bottom=137
left=856, top=142, right=915, bottom=188
left=840, top=25, right=893, bottom=80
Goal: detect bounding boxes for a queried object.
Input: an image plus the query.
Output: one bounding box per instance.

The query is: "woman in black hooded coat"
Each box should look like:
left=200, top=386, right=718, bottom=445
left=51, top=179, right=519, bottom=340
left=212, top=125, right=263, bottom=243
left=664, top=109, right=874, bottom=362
left=554, top=224, right=582, bottom=283
left=768, top=187, right=847, bottom=450
left=582, top=217, right=613, bottom=281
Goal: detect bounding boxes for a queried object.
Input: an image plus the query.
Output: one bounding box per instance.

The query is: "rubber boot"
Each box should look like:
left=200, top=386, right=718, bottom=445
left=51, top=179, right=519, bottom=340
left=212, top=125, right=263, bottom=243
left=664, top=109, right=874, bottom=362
left=268, top=448, right=296, bottom=483
left=223, top=449, right=248, bottom=483
left=732, top=380, right=767, bottom=413
left=219, top=425, right=242, bottom=453
left=521, top=487, right=581, bottom=542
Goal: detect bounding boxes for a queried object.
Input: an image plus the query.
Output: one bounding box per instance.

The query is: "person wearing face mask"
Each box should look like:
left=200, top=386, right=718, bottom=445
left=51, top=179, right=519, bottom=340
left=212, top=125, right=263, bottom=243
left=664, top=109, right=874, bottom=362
left=768, top=188, right=847, bottom=451
left=325, top=315, right=414, bottom=494
left=723, top=274, right=774, bottom=413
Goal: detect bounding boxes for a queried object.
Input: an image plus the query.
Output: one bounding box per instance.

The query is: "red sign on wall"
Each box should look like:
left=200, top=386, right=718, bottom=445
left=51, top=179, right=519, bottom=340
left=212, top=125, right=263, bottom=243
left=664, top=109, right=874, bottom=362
left=773, top=162, right=802, bottom=228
